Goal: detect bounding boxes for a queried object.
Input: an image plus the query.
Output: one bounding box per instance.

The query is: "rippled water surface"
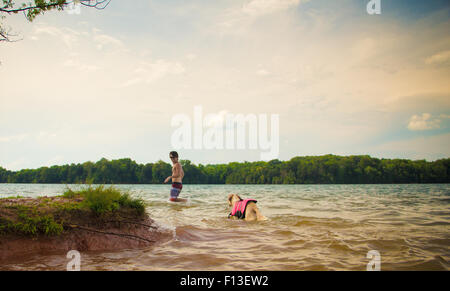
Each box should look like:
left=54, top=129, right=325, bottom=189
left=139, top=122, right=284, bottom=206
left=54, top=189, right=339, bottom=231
left=1, top=184, right=449, bottom=270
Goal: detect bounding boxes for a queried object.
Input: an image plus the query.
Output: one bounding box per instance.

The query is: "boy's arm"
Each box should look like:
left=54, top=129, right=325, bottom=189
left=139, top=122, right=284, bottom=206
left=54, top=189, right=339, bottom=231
left=164, top=166, right=174, bottom=183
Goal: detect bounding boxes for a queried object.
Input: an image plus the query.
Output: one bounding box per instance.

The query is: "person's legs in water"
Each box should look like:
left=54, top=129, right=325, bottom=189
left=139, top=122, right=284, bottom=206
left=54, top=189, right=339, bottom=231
left=170, top=182, right=182, bottom=202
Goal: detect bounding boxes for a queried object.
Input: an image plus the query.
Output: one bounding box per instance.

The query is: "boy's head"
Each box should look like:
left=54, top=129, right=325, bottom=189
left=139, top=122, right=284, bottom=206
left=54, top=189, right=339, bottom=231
left=169, top=151, right=179, bottom=163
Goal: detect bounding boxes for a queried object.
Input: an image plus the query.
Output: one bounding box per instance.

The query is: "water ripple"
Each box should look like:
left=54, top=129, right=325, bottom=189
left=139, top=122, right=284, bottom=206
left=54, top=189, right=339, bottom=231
left=1, top=183, right=449, bottom=270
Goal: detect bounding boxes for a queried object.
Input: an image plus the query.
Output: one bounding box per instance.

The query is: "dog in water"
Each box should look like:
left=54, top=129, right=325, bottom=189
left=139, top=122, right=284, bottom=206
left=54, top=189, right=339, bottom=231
left=227, top=194, right=266, bottom=221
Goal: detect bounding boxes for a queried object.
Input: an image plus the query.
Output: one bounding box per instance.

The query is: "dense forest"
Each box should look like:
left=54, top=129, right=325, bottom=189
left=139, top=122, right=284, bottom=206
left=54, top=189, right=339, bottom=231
left=0, top=155, right=449, bottom=184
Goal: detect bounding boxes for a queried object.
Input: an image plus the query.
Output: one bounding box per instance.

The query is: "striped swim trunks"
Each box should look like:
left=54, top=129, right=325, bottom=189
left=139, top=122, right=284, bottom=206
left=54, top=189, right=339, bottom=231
left=170, top=182, right=183, bottom=200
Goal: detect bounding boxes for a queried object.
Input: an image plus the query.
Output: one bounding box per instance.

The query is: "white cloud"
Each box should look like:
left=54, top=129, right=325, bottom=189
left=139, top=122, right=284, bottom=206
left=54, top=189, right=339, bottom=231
left=120, top=77, right=144, bottom=88
left=217, top=0, right=306, bottom=31
left=93, top=33, right=124, bottom=50
left=0, top=134, right=28, bottom=143
left=256, top=69, right=270, bottom=76
left=33, top=24, right=80, bottom=49
left=425, top=50, right=450, bottom=65
left=33, top=23, right=124, bottom=53
left=44, top=155, right=65, bottom=167
left=371, top=133, right=450, bottom=161
left=63, top=58, right=100, bottom=72
left=120, top=59, right=185, bottom=87
left=36, top=131, right=58, bottom=141
left=242, top=0, right=304, bottom=17
left=33, top=25, right=62, bottom=37
left=186, top=53, right=197, bottom=61
left=2, top=157, right=27, bottom=171
left=407, top=113, right=441, bottom=131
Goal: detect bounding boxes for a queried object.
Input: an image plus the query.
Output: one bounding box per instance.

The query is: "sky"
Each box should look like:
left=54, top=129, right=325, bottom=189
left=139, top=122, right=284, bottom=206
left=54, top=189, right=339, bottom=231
left=0, top=0, right=449, bottom=170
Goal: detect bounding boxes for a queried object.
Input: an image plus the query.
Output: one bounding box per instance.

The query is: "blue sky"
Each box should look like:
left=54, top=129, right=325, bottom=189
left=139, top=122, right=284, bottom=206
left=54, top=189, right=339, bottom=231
left=0, top=0, right=449, bottom=170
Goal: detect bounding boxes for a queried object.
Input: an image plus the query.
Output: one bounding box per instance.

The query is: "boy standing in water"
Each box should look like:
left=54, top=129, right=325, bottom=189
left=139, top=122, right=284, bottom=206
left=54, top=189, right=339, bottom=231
left=164, top=151, right=185, bottom=202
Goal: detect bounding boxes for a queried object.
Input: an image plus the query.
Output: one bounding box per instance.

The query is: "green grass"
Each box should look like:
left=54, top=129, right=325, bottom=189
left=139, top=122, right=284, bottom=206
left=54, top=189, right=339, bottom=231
left=62, top=185, right=146, bottom=216
left=12, top=213, right=63, bottom=236
left=0, top=206, right=63, bottom=236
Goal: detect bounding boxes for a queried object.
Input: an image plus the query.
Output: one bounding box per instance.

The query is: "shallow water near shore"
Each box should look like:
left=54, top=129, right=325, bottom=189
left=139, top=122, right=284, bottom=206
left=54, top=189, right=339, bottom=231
left=1, top=184, right=449, bottom=270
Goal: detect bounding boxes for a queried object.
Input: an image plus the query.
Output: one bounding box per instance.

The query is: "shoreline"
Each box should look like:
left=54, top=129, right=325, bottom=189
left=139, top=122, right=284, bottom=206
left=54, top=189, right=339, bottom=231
left=0, top=190, right=164, bottom=261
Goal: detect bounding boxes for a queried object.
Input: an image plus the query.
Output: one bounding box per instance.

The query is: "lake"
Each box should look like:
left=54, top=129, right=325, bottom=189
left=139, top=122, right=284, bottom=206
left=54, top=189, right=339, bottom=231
left=0, top=183, right=449, bottom=270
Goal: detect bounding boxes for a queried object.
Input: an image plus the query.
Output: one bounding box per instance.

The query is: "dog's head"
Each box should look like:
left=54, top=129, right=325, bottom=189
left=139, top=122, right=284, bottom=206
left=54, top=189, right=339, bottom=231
left=227, top=193, right=242, bottom=206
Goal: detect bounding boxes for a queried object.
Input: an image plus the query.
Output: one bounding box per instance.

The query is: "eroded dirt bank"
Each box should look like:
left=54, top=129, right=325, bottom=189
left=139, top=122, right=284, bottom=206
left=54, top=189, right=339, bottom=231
left=0, top=196, right=166, bottom=261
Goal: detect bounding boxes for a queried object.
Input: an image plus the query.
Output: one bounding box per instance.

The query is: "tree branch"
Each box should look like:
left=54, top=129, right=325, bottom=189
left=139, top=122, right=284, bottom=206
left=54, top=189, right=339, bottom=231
left=0, top=25, right=21, bottom=42
left=0, top=2, right=64, bottom=14
left=0, top=1, right=112, bottom=42
left=0, top=1, right=111, bottom=14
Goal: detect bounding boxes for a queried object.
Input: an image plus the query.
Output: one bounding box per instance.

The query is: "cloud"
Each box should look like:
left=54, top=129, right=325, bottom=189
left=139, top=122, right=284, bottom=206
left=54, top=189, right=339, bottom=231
left=33, top=24, right=80, bottom=50
left=120, top=59, right=185, bottom=87
left=2, top=1, right=450, bottom=168
left=256, top=69, right=270, bottom=76
left=120, top=77, right=144, bottom=88
left=0, top=134, right=28, bottom=143
left=370, top=133, right=450, bottom=161
left=44, top=155, right=65, bottom=167
left=31, top=23, right=125, bottom=73
left=186, top=53, right=197, bottom=61
left=242, top=0, right=305, bottom=17
left=407, top=113, right=441, bottom=131
left=63, top=58, right=100, bottom=72
left=93, top=33, right=124, bottom=51
left=217, top=0, right=307, bottom=31
left=32, top=23, right=124, bottom=53
left=425, top=50, right=450, bottom=65
left=2, top=157, right=27, bottom=171
left=384, top=94, right=450, bottom=114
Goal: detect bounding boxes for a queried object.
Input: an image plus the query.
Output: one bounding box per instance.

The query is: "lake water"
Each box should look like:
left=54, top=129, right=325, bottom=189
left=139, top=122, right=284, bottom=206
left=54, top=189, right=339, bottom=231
left=0, top=184, right=449, bottom=270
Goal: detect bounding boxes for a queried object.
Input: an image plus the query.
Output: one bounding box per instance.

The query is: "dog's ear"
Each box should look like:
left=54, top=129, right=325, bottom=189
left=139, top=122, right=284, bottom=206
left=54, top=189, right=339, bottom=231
left=236, top=194, right=242, bottom=201
left=227, top=194, right=234, bottom=206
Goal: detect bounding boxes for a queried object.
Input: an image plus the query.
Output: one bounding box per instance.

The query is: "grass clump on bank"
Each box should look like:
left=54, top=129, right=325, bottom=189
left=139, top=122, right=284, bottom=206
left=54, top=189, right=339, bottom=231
left=0, top=205, right=64, bottom=236
left=2, top=214, right=63, bottom=236
left=63, top=185, right=146, bottom=216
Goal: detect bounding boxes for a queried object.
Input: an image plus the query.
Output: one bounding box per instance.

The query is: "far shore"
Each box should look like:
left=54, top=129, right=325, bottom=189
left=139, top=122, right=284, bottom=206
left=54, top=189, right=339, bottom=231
left=1, top=155, right=449, bottom=184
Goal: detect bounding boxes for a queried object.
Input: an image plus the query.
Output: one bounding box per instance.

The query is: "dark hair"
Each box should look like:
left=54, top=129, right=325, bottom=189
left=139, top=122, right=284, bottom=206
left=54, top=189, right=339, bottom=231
left=169, top=151, right=178, bottom=158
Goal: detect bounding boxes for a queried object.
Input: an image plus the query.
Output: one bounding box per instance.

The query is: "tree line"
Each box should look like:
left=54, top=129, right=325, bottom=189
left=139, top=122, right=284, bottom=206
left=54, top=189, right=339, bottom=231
left=0, top=155, right=449, bottom=184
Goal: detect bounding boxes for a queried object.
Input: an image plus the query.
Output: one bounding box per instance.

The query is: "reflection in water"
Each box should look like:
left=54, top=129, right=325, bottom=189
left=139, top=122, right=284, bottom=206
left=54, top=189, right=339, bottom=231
left=1, top=184, right=449, bottom=270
